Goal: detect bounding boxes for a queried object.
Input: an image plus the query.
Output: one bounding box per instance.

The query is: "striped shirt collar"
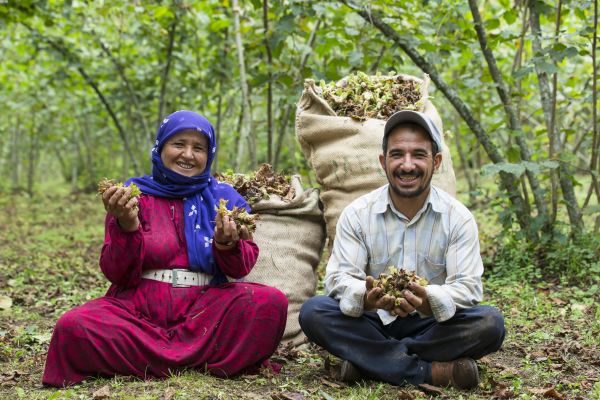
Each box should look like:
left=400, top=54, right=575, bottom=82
left=373, top=184, right=449, bottom=217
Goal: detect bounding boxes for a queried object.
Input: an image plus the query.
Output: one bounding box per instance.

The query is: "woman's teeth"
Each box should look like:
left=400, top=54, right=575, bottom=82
left=177, top=162, right=194, bottom=169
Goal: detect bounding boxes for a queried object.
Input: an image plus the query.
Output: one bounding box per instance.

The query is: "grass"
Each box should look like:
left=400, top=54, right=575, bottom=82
left=0, top=181, right=598, bottom=399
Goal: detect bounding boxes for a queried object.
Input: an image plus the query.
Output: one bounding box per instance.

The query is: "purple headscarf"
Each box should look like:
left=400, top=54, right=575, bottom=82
left=127, top=110, right=246, bottom=284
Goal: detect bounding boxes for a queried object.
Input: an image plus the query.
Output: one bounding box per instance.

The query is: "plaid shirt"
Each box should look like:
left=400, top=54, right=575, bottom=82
left=324, top=185, right=483, bottom=323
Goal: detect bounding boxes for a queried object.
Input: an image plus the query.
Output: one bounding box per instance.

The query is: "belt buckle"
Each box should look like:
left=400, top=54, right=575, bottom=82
left=171, top=269, right=191, bottom=288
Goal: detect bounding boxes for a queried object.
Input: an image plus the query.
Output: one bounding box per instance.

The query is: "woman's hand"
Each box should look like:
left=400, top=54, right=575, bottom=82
left=213, top=212, right=250, bottom=250
left=101, top=185, right=139, bottom=232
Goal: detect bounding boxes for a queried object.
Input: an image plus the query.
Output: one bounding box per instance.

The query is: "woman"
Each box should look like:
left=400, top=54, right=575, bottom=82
left=42, top=110, right=288, bottom=387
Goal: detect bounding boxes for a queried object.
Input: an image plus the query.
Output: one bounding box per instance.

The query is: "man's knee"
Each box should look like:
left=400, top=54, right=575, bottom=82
left=299, top=296, right=339, bottom=338
left=476, top=306, right=505, bottom=349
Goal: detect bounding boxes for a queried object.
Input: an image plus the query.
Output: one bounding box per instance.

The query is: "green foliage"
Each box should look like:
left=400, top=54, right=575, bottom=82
left=484, top=230, right=600, bottom=285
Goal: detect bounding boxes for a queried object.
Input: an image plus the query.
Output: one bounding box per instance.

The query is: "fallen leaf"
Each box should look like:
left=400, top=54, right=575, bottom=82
left=570, top=303, right=588, bottom=313
left=478, top=355, right=493, bottom=364
left=163, top=387, right=176, bottom=400
left=271, top=392, right=304, bottom=400
left=92, top=384, right=111, bottom=400
left=417, top=383, right=444, bottom=395
left=0, top=295, right=12, bottom=310
left=529, top=388, right=549, bottom=394
left=543, top=388, right=564, bottom=399
left=396, top=389, right=417, bottom=399
left=320, top=378, right=343, bottom=388
left=550, top=297, right=567, bottom=306
left=492, top=387, right=516, bottom=399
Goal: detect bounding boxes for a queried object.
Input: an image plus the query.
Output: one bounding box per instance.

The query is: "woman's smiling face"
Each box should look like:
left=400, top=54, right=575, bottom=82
left=160, top=129, right=209, bottom=177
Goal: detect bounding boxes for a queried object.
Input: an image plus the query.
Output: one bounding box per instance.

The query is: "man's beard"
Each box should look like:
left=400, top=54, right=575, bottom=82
left=388, top=170, right=433, bottom=199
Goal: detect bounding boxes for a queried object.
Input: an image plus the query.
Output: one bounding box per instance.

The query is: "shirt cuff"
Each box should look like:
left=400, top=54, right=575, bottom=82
left=108, top=216, right=142, bottom=246
left=377, top=309, right=397, bottom=325
left=426, top=285, right=456, bottom=322
left=338, top=279, right=368, bottom=317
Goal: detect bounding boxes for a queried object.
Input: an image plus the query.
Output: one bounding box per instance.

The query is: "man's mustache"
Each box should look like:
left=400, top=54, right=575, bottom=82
left=393, top=171, right=421, bottom=178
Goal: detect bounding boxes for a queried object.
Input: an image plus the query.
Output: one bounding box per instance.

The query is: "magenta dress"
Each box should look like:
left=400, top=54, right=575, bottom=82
left=42, top=195, right=288, bottom=387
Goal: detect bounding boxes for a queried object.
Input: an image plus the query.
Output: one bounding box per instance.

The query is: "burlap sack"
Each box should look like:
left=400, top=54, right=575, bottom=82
left=245, top=176, right=325, bottom=346
left=296, top=74, right=456, bottom=242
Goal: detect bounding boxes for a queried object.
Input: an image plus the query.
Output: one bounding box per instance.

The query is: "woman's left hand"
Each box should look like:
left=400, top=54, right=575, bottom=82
left=213, top=212, right=250, bottom=249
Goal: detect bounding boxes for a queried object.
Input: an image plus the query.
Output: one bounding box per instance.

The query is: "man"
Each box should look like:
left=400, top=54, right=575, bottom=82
left=299, top=110, right=505, bottom=390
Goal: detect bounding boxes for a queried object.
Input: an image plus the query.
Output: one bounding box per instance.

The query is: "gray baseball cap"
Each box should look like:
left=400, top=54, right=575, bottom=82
left=383, top=110, right=443, bottom=153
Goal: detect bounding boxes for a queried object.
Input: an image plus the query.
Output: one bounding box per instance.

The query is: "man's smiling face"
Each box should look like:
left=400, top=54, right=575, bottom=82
left=379, top=125, right=441, bottom=201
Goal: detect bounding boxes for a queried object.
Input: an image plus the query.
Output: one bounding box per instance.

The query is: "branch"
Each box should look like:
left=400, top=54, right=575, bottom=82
left=93, top=29, right=152, bottom=145
left=263, top=0, right=273, bottom=164
left=339, top=0, right=532, bottom=232
left=157, top=17, right=178, bottom=127
left=529, top=0, right=583, bottom=231
left=582, top=0, right=600, bottom=215
left=370, top=44, right=387, bottom=73
left=232, top=0, right=256, bottom=170
left=274, top=18, right=322, bottom=170
left=590, top=0, right=600, bottom=202
left=469, top=0, right=549, bottom=229
left=548, top=0, right=562, bottom=225
left=21, top=23, right=140, bottom=174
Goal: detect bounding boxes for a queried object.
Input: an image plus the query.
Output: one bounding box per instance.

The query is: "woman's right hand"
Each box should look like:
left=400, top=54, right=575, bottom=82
left=101, top=185, right=140, bottom=232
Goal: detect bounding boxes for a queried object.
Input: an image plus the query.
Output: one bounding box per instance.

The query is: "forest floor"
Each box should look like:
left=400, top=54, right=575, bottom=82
left=0, top=188, right=598, bottom=400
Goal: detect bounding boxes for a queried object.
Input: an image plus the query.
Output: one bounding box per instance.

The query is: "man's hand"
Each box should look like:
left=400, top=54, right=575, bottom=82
left=365, top=278, right=433, bottom=317
left=391, top=282, right=432, bottom=317
left=364, top=276, right=396, bottom=311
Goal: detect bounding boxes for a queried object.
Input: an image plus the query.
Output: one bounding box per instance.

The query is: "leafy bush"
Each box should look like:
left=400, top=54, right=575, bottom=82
left=484, top=230, right=600, bottom=285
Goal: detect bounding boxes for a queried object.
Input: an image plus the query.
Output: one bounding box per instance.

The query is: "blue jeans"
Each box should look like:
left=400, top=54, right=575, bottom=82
left=299, top=296, right=505, bottom=385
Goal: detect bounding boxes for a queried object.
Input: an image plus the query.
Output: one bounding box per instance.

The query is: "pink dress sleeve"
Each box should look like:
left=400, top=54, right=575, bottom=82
left=99, top=214, right=145, bottom=287
left=212, top=239, right=259, bottom=279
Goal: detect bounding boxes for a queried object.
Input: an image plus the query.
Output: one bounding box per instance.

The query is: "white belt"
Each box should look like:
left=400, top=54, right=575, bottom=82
left=141, top=269, right=213, bottom=287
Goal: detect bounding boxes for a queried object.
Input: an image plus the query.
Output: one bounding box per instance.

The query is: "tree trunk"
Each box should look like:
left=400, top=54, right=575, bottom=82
left=157, top=18, right=178, bottom=128
left=26, top=114, right=39, bottom=197
left=529, top=1, right=583, bottom=232
left=72, top=124, right=84, bottom=192
left=549, top=0, right=563, bottom=225
left=214, top=88, right=223, bottom=173
left=273, top=18, right=322, bottom=170
left=78, top=111, right=97, bottom=189
left=370, top=45, right=387, bottom=73
left=263, top=0, right=274, bottom=164
left=52, top=146, right=69, bottom=183
left=581, top=0, right=600, bottom=230
left=452, top=109, right=475, bottom=203
left=11, top=117, right=20, bottom=191
left=232, top=0, right=256, bottom=170
left=469, top=0, right=549, bottom=234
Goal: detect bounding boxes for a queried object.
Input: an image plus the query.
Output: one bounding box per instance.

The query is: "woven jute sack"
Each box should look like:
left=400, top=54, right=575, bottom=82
left=296, top=74, right=457, bottom=243
left=245, top=176, right=325, bottom=346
